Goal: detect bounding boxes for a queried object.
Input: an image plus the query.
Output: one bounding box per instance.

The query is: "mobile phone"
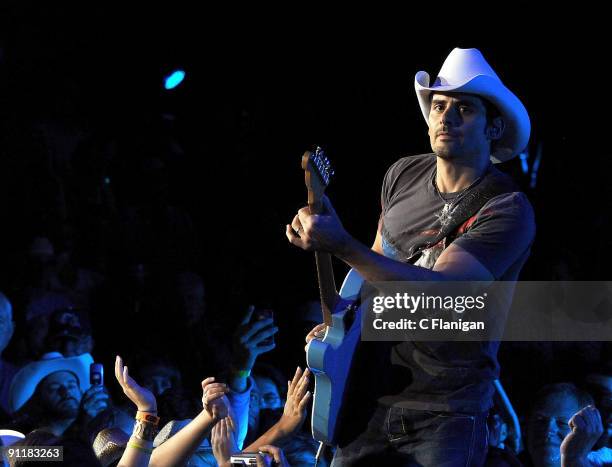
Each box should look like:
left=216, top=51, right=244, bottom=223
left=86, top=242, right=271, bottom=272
left=230, top=452, right=271, bottom=466
left=253, top=308, right=274, bottom=346
left=90, top=363, right=104, bottom=386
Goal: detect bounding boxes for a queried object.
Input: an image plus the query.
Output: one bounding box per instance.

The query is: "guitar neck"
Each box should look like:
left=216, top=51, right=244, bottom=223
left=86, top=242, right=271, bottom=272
left=309, top=199, right=337, bottom=326
left=315, top=251, right=336, bottom=326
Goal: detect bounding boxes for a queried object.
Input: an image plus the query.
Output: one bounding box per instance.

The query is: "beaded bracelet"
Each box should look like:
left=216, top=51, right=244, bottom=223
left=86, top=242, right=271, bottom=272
left=232, top=368, right=251, bottom=378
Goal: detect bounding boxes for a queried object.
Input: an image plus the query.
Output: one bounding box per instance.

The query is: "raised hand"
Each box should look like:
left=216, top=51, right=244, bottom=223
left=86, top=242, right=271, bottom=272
left=80, top=384, right=110, bottom=420
left=256, top=445, right=290, bottom=467
left=115, top=355, right=156, bottom=412
left=232, top=305, right=278, bottom=372
left=211, top=417, right=238, bottom=467
left=201, top=377, right=230, bottom=420
left=277, top=366, right=311, bottom=435
left=561, top=405, right=604, bottom=466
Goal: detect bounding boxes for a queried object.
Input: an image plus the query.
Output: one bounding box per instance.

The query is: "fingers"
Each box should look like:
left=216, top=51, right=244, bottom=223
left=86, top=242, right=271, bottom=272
left=83, top=385, right=108, bottom=402
left=293, top=368, right=310, bottom=402
left=255, top=343, right=276, bottom=355
left=201, top=377, right=215, bottom=389
left=241, top=304, right=256, bottom=325
left=241, top=318, right=278, bottom=347
left=298, top=390, right=312, bottom=411
left=291, top=214, right=303, bottom=234
left=207, top=390, right=228, bottom=403
left=306, top=323, right=327, bottom=344
left=286, top=224, right=307, bottom=249
left=221, top=417, right=228, bottom=439
left=204, top=383, right=228, bottom=401
left=570, top=405, right=604, bottom=436
left=287, top=367, right=303, bottom=396
left=246, top=325, right=279, bottom=347
left=122, top=365, right=130, bottom=387
left=211, top=421, right=220, bottom=442
left=115, top=355, right=124, bottom=386
left=297, top=207, right=313, bottom=226
left=227, top=415, right=235, bottom=433
left=241, top=318, right=274, bottom=342
left=258, top=445, right=282, bottom=463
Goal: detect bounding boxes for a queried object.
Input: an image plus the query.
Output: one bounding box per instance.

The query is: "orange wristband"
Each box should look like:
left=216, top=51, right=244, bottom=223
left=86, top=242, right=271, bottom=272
left=136, top=411, right=160, bottom=426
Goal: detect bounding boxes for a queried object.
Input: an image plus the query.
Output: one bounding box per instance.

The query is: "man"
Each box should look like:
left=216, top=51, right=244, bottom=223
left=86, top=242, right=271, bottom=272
left=7, top=352, right=108, bottom=436
left=287, top=48, right=535, bottom=465
left=525, top=383, right=599, bottom=467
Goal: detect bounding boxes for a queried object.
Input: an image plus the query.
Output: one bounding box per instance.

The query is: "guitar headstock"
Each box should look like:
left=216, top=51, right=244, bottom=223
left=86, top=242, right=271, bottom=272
left=302, top=146, right=334, bottom=212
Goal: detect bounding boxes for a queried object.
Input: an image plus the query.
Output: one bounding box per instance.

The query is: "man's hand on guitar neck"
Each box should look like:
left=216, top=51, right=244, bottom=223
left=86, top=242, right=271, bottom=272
left=286, top=195, right=353, bottom=256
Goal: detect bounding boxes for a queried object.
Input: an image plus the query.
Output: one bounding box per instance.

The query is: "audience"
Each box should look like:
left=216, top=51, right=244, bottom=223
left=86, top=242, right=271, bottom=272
left=0, top=98, right=609, bottom=467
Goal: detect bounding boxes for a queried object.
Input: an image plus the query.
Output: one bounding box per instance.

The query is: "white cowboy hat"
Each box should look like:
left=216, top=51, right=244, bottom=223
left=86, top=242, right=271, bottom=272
left=415, top=47, right=530, bottom=163
left=8, top=352, right=93, bottom=413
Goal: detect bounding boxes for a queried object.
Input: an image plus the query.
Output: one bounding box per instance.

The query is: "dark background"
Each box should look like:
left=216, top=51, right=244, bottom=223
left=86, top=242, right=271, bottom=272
left=0, top=4, right=610, bottom=412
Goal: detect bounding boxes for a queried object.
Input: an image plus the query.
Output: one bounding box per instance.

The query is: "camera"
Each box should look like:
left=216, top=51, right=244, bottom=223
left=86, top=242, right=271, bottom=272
left=90, top=363, right=104, bottom=386
left=252, top=308, right=274, bottom=346
left=230, top=452, right=272, bottom=466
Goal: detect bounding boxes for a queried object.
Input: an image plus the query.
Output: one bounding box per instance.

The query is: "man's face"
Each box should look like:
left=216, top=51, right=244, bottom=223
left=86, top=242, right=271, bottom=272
left=38, top=371, right=82, bottom=419
left=428, top=92, right=491, bottom=160
left=527, top=394, right=582, bottom=467
left=253, top=376, right=282, bottom=410
left=248, top=379, right=260, bottom=430
left=140, top=365, right=174, bottom=397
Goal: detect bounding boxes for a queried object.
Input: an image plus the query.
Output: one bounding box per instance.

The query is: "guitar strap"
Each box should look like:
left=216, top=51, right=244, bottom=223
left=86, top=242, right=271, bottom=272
left=405, top=167, right=520, bottom=264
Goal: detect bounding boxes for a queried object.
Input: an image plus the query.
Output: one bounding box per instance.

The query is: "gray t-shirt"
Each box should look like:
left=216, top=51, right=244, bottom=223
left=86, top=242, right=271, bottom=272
left=374, top=153, right=536, bottom=413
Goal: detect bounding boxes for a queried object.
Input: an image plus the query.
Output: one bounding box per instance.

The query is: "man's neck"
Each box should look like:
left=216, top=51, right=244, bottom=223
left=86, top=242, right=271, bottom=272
left=435, top=154, right=491, bottom=193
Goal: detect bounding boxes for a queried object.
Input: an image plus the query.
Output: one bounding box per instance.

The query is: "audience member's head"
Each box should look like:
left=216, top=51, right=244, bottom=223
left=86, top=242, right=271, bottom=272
left=131, top=356, right=181, bottom=399
left=250, top=363, right=286, bottom=435
left=8, top=352, right=93, bottom=433
left=527, top=383, right=594, bottom=467
left=175, top=271, right=206, bottom=325
left=44, top=308, right=93, bottom=357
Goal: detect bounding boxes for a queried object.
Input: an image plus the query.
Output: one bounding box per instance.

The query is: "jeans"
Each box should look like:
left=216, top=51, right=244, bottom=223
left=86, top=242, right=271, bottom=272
left=331, top=406, right=489, bottom=467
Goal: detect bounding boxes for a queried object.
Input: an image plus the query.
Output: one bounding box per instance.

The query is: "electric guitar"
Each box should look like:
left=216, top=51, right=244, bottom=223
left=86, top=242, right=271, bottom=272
left=301, top=147, right=365, bottom=445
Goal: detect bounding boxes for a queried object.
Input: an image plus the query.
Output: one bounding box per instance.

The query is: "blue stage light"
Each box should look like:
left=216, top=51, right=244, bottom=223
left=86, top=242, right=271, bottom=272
left=164, top=70, right=185, bottom=90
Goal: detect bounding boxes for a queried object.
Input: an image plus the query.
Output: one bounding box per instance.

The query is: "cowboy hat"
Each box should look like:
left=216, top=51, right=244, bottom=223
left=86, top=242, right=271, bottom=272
left=415, top=47, right=530, bottom=163
left=8, top=351, right=93, bottom=413
left=0, top=429, right=25, bottom=447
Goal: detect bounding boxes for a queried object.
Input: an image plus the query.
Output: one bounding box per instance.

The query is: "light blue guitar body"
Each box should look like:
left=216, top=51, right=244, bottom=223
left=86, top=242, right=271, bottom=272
left=306, top=268, right=364, bottom=445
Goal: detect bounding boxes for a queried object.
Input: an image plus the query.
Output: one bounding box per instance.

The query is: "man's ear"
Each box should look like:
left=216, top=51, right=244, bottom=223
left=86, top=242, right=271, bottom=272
left=487, top=117, right=505, bottom=141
